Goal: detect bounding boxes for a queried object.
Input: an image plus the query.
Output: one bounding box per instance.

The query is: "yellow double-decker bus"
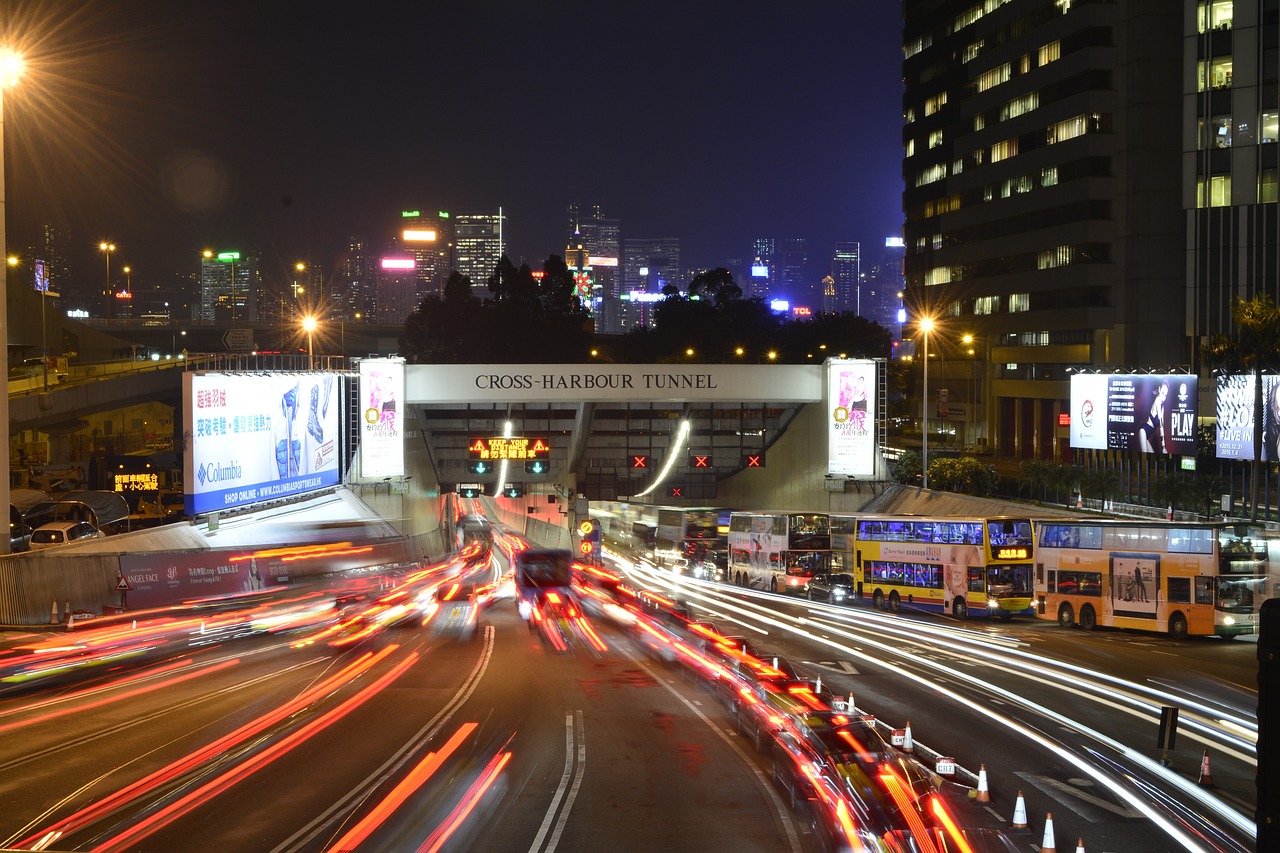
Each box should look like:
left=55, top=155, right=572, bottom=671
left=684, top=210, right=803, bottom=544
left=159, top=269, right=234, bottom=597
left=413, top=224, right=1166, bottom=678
left=1033, top=520, right=1268, bottom=639
left=830, top=514, right=1035, bottom=619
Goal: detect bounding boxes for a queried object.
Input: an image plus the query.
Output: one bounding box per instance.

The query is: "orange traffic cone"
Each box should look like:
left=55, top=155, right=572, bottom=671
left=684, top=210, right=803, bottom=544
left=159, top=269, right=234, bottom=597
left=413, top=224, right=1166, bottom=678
left=1198, top=750, right=1214, bottom=787
left=902, top=722, right=914, bottom=753
left=974, top=763, right=990, bottom=802
left=1041, top=812, right=1056, bottom=853
left=1076, top=839, right=1086, bottom=853
left=1011, top=789, right=1028, bottom=830
left=50, top=599, right=58, bottom=625
left=66, top=612, right=75, bottom=632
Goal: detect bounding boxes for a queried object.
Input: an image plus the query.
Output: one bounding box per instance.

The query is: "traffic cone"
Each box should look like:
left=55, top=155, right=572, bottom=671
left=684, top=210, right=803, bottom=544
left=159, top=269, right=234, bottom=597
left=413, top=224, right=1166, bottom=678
left=973, top=763, right=990, bottom=802
left=50, top=599, right=58, bottom=625
left=1076, top=839, right=1086, bottom=853
left=1010, top=789, right=1028, bottom=830
left=902, top=722, right=914, bottom=753
left=66, top=612, right=75, bottom=632
left=1041, top=813, right=1056, bottom=852
left=1198, top=749, right=1214, bottom=787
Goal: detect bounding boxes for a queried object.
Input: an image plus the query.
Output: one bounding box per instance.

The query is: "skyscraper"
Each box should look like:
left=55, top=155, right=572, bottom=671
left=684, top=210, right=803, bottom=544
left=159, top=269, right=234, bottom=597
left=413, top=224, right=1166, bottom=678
left=901, top=0, right=1183, bottom=459
left=198, top=251, right=260, bottom=325
left=567, top=203, right=623, bottom=332
left=777, top=238, right=810, bottom=306
left=399, top=209, right=452, bottom=304
left=621, top=237, right=680, bottom=329
left=454, top=209, right=506, bottom=295
left=831, top=242, right=861, bottom=315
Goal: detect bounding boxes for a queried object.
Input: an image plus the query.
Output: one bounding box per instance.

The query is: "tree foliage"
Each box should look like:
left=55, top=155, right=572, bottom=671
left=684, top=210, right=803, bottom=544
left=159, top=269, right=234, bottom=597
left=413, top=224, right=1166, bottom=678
left=926, top=456, right=998, bottom=497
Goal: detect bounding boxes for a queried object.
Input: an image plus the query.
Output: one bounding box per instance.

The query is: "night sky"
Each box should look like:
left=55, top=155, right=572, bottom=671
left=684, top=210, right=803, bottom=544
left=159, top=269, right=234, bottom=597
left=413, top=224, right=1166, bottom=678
left=3, top=0, right=904, bottom=290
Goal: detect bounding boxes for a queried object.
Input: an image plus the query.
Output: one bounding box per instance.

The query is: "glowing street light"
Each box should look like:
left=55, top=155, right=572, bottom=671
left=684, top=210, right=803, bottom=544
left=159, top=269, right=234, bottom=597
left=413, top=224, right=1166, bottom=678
left=918, top=315, right=936, bottom=490
left=302, top=315, right=317, bottom=369
left=0, top=47, right=23, bottom=554
left=99, top=241, right=116, bottom=322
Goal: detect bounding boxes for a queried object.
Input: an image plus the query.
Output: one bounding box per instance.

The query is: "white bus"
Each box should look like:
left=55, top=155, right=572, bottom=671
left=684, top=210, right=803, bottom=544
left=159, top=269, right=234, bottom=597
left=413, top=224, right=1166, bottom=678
left=726, top=511, right=830, bottom=595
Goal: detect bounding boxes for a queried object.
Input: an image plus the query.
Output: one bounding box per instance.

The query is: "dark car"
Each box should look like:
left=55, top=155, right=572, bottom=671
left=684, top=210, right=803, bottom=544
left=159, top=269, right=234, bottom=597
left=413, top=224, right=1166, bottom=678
left=806, top=572, right=855, bottom=604
left=9, top=521, right=31, bottom=553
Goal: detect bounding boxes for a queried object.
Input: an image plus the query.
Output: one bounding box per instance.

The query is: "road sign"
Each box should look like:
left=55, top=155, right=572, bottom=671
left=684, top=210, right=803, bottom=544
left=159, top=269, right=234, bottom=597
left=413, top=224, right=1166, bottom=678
left=222, top=328, right=253, bottom=352
left=115, top=575, right=132, bottom=591
left=631, top=455, right=648, bottom=468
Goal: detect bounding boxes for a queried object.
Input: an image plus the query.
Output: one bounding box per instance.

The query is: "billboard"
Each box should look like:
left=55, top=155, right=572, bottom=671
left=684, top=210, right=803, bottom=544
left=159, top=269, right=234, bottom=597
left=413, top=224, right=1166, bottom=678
left=1069, top=373, right=1197, bottom=455
left=827, top=359, right=877, bottom=477
left=1214, top=373, right=1280, bottom=460
left=184, top=372, right=341, bottom=515
left=359, top=358, right=405, bottom=478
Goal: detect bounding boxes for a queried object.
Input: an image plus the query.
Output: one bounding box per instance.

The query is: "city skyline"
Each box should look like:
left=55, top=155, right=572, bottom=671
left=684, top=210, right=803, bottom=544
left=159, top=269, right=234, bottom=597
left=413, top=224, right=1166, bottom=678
left=0, top=0, right=904, bottom=293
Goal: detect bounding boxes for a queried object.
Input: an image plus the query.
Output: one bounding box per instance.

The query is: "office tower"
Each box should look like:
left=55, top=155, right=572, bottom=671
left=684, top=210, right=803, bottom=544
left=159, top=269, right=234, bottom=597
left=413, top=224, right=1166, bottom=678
left=746, top=237, right=775, bottom=299
left=198, top=251, right=260, bottom=325
left=567, top=203, right=622, bottom=331
left=400, top=209, right=452, bottom=303
left=862, top=237, right=906, bottom=336
left=338, top=236, right=372, bottom=321
left=454, top=209, right=506, bottom=295
left=831, top=242, right=861, bottom=315
left=620, top=237, right=680, bottom=329
left=1188, top=4, right=1280, bottom=345
left=23, top=225, right=76, bottom=311
left=901, top=1, right=1183, bottom=460
left=777, top=238, right=810, bottom=306
left=373, top=248, right=419, bottom=324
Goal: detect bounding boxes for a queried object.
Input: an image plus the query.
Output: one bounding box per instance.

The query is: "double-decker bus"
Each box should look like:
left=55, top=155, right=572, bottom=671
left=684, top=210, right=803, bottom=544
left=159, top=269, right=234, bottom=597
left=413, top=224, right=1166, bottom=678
left=727, top=511, right=830, bottom=594
left=831, top=514, right=1035, bottom=619
left=1033, top=520, right=1269, bottom=639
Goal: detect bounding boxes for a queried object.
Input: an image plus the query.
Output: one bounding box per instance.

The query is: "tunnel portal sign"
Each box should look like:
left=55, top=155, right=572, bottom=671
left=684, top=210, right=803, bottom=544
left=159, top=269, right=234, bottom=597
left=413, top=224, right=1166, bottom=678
left=468, top=437, right=550, bottom=461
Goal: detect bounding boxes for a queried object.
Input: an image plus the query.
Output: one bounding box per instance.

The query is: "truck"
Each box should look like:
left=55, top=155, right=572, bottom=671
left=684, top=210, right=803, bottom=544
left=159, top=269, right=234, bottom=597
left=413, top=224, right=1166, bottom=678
left=512, top=548, right=574, bottom=621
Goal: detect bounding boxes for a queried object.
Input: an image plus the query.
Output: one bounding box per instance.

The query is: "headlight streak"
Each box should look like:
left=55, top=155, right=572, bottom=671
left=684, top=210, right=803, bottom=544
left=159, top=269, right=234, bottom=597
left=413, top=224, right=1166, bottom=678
left=611, top=558, right=1249, bottom=849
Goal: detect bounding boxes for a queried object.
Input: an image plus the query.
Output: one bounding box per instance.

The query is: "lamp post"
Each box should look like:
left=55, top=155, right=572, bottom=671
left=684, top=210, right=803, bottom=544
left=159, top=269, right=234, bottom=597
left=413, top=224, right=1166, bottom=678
left=0, top=48, right=23, bottom=555
left=302, top=315, right=317, bottom=369
left=292, top=262, right=305, bottom=316
left=919, top=316, right=935, bottom=490
left=98, top=241, right=115, bottom=323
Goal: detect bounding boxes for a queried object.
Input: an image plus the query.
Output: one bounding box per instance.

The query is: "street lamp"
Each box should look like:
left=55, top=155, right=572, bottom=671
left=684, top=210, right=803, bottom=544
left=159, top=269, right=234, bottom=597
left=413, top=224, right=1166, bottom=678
left=918, top=315, right=935, bottom=490
left=292, top=262, right=305, bottom=317
left=302, top=315, right=317, bottom=369
left=0, top=47, right=23, bottom=555
left=99, top=241, right=116, bottom=322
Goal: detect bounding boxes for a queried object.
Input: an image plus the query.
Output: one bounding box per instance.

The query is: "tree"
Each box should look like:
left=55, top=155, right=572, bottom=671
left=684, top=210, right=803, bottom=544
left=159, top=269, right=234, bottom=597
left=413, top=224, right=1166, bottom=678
left=928, top=456, right=998, bottom=496
left=892, top=449, right=921, bottom=484
left=1080, top=467, right=1126, bottom=508
left=1202, top=294, right=1280, bottom=521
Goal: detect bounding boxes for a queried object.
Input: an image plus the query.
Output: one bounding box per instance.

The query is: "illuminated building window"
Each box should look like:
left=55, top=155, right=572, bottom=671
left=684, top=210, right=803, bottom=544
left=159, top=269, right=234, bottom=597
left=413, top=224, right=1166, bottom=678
left=1038, top=246, right=1073, bottom=270
left=932, top=233, right=943, bottom=249
left=1038, top=40, right=1061, bottom=66
left=953, top=158, right=964, bottom=175
left=1197, top=175, right=1232, bottom=207
left=1002, top=92, right=1039, bottom=120
left=929, top=129, right=944, bottom=149
left=925, top=267, right=953, bottom=286
left=976, top=63, right=1011, bottom=93
left=906, top=138, right=916, bottom=157
left=963, top=41, right=983, bottom=63
left=916, top=163, right=948, bottom=186
left=904, top=36, right=927, bottom=58
left=1261, top=111, right=1277, bottom=144
left=1009, top=294, right=1031, bottom=313
left=1046, top=114, right=1097, bottom=144
left=990, top=138, right=1018, bottom=162
left=1041, top=166, right=1059, bottom=187
left=974, top=114, right=986, bottom=132
left=974, top=295, right=1001, bottom=315
left=1197, top=1, right=1233, bottom=33
left=925, top=92, right=948, bottom=115
left=1197, top=56, right=1233, bottom=91
left=1259, top=169, right=1277, bottom=204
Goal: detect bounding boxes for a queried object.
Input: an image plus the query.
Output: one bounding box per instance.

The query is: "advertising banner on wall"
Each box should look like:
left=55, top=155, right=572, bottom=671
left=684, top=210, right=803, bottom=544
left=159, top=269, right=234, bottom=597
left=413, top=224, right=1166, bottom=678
left=827, top=359, right=876, bottom=478
left=183, top=372, right=340, bottom=515
left=1069, top=373, right=1197, bottom=455
left=118, top=551, right=289, bottom=610
left=358, top=358, right=405, bottom=479
left=1214, top=373, right=1280, bottom=460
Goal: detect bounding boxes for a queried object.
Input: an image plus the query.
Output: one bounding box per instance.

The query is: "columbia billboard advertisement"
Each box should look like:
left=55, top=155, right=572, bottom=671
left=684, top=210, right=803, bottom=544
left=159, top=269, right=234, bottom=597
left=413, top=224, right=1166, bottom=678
left=1213, top=373, right=1280, bottom=460
left=1069, top=373, right=1197, bottom=455
left=358, top=358, right=405, bottom=479
left=183, top=372, right=341, bottom=515
left=827, top=358, right=876, bottom=478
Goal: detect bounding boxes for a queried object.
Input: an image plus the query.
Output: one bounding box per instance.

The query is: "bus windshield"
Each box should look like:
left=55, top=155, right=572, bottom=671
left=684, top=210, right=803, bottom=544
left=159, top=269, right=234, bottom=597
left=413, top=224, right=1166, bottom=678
left=1217, top=575, right=1266, bottom=613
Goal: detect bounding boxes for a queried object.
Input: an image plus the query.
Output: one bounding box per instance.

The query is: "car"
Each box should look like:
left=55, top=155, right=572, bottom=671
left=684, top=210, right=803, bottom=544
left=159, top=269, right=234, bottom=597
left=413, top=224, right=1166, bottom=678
left=807, top=572, right=855, bottom=604
left=29, top=521, right=105, bottom=550
left=9, top=521, right=32, bottom=553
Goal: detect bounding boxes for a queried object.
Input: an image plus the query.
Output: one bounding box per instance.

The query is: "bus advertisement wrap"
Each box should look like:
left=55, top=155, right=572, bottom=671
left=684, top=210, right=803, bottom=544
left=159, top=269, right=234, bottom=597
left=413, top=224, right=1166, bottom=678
left=827, top=358, right=876, bottom=477
left=183, top=372, right=340, bottom=515
left=358, top=357, right=405, bottom=478
left=1214, top=373, right=1280, bottom=461
left=1069, top=373, right=1197, bottom=455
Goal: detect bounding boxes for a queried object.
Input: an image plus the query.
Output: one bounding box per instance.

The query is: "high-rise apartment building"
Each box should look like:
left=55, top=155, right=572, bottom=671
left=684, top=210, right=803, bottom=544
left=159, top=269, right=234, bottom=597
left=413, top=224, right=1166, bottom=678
left=901, top=0, right=1183, bottom=459
left=454, top=209, right=506, bottom=295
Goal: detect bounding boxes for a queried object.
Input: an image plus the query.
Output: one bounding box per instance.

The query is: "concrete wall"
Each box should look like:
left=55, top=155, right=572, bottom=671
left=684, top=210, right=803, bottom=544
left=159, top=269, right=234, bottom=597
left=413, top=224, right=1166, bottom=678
left=715, top=402, right=892, bottom=513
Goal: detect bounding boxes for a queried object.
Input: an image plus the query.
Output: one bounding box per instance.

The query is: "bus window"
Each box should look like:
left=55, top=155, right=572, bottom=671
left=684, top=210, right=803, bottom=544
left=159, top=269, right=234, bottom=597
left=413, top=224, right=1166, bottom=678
left=967, top=566, right=984, bottom=593
left=1195, top=577, right=1214, bottom=605
left=1168, top=576, right=1190, bottom=604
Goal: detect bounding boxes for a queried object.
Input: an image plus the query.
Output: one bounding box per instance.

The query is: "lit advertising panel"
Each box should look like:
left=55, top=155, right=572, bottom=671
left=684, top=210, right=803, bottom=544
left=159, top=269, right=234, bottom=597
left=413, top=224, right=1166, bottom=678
left=358, top=358, right=405, bottom=478
left=828, top=359, right=876, bottom=477
left=1069, top=373, right=1197, bottom=455
left=1214, top=373, right=1280, bottom=460
left=751, top=264, right=769, bottom=278
left=183, top=372, right=340, bottom=515
left=402, top=229, right=437, bottom=242
left=380, top=257, right=415, bottom=271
